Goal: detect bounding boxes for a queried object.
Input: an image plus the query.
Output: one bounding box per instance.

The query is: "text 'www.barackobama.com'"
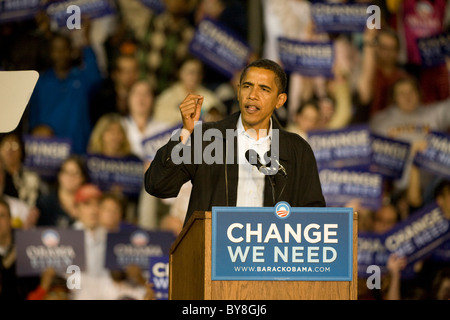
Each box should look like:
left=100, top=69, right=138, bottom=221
left=233, top=266, right=331, bottom=273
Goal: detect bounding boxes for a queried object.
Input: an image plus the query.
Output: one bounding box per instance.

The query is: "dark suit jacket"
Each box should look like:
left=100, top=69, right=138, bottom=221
left=145, top=112, right=326, bottom=225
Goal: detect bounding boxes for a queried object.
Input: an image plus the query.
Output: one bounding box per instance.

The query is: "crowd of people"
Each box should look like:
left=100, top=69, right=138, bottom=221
left=0, top=0, right=449, bottom=300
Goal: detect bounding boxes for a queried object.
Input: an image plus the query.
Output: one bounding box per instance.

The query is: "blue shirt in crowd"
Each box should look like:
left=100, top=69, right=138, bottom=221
left=28, top=47, right=102, bottom=155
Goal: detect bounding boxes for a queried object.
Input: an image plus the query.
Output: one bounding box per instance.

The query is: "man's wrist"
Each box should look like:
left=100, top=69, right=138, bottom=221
left=180, top=127, right=193, bottom=144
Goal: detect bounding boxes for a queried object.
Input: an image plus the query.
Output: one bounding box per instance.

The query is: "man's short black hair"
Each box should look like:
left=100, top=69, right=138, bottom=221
left=240, top=58, right=287, bottom=94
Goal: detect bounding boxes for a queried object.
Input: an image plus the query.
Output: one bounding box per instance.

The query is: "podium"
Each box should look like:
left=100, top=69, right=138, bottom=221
left=169, top=210, right=358, bottom=300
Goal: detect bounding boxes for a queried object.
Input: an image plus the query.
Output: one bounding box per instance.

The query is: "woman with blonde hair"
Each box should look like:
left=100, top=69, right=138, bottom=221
left=87, top=113, right=141, bottom=224
left=87, top=113, right=133, bottom=157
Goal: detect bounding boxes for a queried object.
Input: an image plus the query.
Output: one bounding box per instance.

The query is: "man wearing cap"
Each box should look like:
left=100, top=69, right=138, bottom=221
left=72, top=183, right=110, bottom=299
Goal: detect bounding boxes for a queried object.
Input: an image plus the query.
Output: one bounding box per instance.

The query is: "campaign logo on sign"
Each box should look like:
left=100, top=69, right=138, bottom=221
left=15, top=227, right=85, bottom=276
left=275, top=201, right=291, bottom=219
left=41, top=230, right=60, bottom=248
left=105, top=230, right=176, bottom=270
left=130, top=230, right=150, bottom=247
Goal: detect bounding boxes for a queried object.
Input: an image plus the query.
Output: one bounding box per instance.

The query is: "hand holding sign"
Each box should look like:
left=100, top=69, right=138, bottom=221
left=179, top=94, right=203, bottom=137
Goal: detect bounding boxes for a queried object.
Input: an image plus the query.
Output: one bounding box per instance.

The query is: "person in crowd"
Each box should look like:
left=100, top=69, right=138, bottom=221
left=145, top=58, right=325, bottom=225
left=159, top=213, right=184, bottom=238
left=99, top=192, right=138, bottom=233
left=261, top=0, right=316, bottom=123
left=26, top=267, right=70, bottom=300
left=36, top=155, right=89, bottom=227
left=87, top=113, right=136, bottom=159
left=0, top=197, right=39, bottom=300
left=354, top=27, right=410, bottom=122
left=121, top=79, right=169, bottom=160
left=152, top=57, right=227, bottom=127
left=0, top=132, right=45, bottom=208
left=87, top=112, right=142, bottom=223
left=28, top=25, right=103, bottom=155
left=193, top=0, right=248, bottom=91
left=435, top=180, right=450, bottom=219
left=357, top=201, right=408, bottom=300
left=120, top=79, right=169, bottom=230
left=286, top=99, right=320, bottom=141
left=396, top=0, right=449, bottom=104
left=71, top=183, right=110, bottom=299
left=372, top=203, right=401, bottom=235
left=429, top=268, right=450, bottom=300
left=72, top=183, right=150, bottom=300
left=90, top=54, right=140, bottom=126
left=137, top=0, right=196, bottom=95
left=409, top=180, right=450, bottom=298
left=0, top=160, right=34, bottom=229
left=102, top=13, right=139, bottom=77
left=285, top=34, right=354, bottom=131
left=370, top=77, right=450, bottom=194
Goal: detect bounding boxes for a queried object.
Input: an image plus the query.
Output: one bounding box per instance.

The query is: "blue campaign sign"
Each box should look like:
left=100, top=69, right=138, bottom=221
left=189, top=18, right=253, bottom=79
left=319, top=168, right=383, bottom=210
left=383, top=203, right=450, bottom=265
left=0, top=0, right=41, bottom=24
left=370, top=133, right=411, bottom=180
left=105, top=229, right=175, bottom=271
left=357, top=232, right=390, bottom=277
left=310, top=1, right=369, bottom=33
left=15, top=227, right=85, bottom=276
left=149, top=256, right=169, bottom=300
left=211, top=203, right=353, bottom=281
left=140, top=0, right=165, bottom=14
left=308, top=124, right=372, bottom=170
left=357, top=203, right=450, bottom=279
left=23, top=135, right=72, bottom=181
left=413, top=131, right=450, bottom=179
left=278, top=38, right=334, bottom=78
left=45, top=0, right=116, bottom=27
left=431, top=239, right=450, bottom=263
left=86, top=153, right=144, bottom=198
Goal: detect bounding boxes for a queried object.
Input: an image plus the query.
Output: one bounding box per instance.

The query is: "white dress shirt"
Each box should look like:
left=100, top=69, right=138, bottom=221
left=236, top=115, right=272, bottom=207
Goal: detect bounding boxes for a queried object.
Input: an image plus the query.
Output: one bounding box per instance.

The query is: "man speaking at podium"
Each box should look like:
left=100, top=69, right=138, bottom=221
left=145, top=59, right=325, bottom=225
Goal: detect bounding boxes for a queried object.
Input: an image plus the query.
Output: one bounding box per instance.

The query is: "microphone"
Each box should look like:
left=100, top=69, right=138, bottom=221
left=245, top=149, right=274, bottom=175
left=245, top=149, right=287, bottom=178
left=245, top=149, right=288, bottom=205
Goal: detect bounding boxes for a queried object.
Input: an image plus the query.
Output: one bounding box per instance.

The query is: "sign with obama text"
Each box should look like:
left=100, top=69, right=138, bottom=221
left=211, top=203, right=353, bottom=281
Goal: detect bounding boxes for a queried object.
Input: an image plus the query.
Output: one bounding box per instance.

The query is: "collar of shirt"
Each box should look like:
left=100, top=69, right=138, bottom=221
left=236, top=114, right=273, bottom=145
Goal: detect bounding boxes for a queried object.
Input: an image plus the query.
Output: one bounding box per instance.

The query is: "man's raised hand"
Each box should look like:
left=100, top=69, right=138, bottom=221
left=179, top=94, right=203, bottom=134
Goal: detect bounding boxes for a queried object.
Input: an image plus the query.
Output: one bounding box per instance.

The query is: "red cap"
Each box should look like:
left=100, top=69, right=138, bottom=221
left=74, top=184, right=103, bottom=204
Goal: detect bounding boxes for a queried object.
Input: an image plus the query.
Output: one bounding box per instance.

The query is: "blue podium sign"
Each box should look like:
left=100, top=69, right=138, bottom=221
left=211, top=203, right=353, bottom=281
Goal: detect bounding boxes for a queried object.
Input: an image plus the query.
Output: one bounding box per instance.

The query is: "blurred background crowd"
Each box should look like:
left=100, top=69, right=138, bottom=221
left=0, top=0, right=449, bottom=300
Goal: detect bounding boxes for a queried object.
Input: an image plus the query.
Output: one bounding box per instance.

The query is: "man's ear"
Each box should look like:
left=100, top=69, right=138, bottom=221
left=276, top=93, right=287, bottom=109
